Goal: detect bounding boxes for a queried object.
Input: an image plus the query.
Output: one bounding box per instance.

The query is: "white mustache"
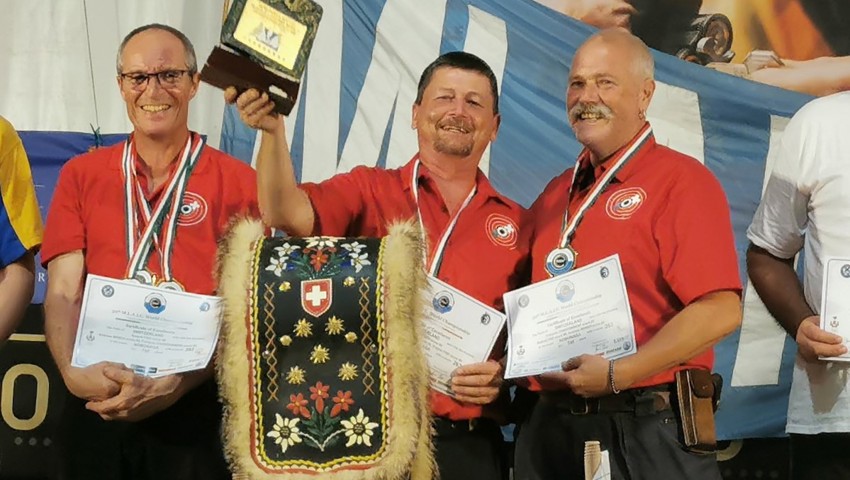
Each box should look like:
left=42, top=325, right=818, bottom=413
left=569, top=103, right=613, bottom=123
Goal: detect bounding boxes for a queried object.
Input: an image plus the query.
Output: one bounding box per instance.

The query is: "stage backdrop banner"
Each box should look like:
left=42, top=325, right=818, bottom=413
left=218, top=0, right=812, bottom=440
left=2, top=0, right=816, bottom=442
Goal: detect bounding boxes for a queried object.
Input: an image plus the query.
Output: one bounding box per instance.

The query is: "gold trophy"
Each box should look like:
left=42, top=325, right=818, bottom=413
left=201, top=0, right=323, bottom=115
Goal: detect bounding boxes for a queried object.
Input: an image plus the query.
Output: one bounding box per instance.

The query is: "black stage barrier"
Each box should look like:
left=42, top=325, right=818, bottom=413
left=0, top=305, right=789, bottom=479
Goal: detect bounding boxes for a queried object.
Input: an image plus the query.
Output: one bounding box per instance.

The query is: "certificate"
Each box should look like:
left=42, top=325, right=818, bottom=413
left=71, top=274, right=223, bottom=377
left=421, top=276, right=506, bottom=395
left=503, top=254, right=636, bottom=379
left=819, top=257, right=850, bottom=361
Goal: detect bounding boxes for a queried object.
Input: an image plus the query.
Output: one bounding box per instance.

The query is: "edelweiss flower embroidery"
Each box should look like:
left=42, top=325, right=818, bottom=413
left=286, top=366, right=306, bottom=385
left=265, top=256, right=285, bottom=277
left=305, top=237, right=338, bottom=249
left=294, top=318, right=313, bottom=337
left=310, top=344, right=330, bottom=364
left=267, top=414, right=302, bottom=453
left=338, top=362, right=358, bottom=381
left=341, top=409, right=379, bottom=447
left=349, top=252, right=371, bottom=273
left=341, top=241, right=365, bottom=254
left=274, top=243, right=300, bottom=257
left=325, top=316, right=344, bottom=335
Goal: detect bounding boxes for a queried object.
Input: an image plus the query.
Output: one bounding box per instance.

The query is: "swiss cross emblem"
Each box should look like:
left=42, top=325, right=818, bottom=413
left=301, top=279, right=332, bottom=318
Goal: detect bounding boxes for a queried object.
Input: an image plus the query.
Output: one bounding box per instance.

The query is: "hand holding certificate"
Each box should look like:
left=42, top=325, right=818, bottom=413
left=421, top=276, right=506, bottom=395
left=503, top=255, right=636, bottom=379
left=819, top=257, right=850, bottom=361
left=71, top=274, right=223, bottom=377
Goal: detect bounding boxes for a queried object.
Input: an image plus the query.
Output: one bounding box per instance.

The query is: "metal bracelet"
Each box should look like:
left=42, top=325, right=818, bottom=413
left=608, top=360, right=621, bottom=395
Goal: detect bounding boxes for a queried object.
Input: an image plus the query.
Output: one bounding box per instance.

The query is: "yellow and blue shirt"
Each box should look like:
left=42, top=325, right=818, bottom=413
left=0, top=116, right=43, bottom=268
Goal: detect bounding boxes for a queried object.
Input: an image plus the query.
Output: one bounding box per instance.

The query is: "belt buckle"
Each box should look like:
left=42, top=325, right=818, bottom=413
left=569, top=396, right=591, bottom=415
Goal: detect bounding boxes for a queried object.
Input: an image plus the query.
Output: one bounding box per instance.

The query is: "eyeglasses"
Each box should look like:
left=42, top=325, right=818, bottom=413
left=119, top=70, right=192, bottom=90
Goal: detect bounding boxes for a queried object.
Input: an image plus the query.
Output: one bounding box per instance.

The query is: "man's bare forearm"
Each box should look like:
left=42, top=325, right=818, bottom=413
left=44, top=252, right=85, bottom=375
left=256, top=121, right=314, bottom=235
left=616, top=290, right=742, bottom=388
left=746, top=243, right=812, bottom=338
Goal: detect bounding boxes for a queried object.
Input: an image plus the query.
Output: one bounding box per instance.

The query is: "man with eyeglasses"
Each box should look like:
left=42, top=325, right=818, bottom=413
left=41, top=24, right=258, bottom=479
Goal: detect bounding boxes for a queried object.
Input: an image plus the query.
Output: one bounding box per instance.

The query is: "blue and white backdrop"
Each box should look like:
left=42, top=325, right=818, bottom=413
left=0, top=0, right=813, bottom=445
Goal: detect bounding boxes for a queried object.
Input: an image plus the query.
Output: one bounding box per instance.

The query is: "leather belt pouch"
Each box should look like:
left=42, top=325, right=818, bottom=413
left=674, top=369, right=718, bottom=454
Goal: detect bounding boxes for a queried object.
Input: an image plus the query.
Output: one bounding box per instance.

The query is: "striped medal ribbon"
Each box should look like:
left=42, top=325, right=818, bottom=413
left=411, top=159, right=477, bottom=277
left=545, top=125, right=652, bottom=277
left=122, top=134, right=205, bottom=290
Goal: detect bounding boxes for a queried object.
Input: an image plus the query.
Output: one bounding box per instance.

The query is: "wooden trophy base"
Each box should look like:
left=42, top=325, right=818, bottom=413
left=200, top=46, right=298, bottom=116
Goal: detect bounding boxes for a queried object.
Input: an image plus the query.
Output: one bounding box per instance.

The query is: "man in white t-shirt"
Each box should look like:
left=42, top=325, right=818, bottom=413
left=747, top=91, right=850, bottom=480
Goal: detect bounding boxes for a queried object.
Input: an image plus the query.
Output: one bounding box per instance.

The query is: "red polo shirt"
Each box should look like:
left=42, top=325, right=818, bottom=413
left=42, top=141, right=259, bottom=296
left=526, top=130, right=741, bottom=390
left=303, top=157, right=528, bottom=420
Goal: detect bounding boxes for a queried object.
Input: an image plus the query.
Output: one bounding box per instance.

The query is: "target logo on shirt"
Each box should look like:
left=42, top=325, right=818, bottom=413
left=606, top=187, right=646, bottom=220
left=177, top=191, right=208, bottom=226
left=485, top=213, right=518, bottom=248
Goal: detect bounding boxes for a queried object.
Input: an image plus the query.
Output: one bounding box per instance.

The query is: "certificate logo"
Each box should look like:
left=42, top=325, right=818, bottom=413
left=101, top=285, right=114, bottom=297
left=518, top=295, right=530, bottom=308
left=623, top=341, right=633, bottom=352
left=600, top=267, right=609, bottom=279
left=200, top=302, right=210, bottom=312
left=85, top=331, right=95, bottom=342
left=555, top=280, right=576, bottom=303
left=606, top=187, right=646, bottom=220
left=144, top=293, right=167, bottom=314
left=433, top=291, right=454, bottom=314
left=842, top=264, right=850, bottom=278
left=481, top=313, right=491, bottom=325
left=301, top=279, right=333, bottom=318
left=516, top=345, right=526, bottom=356
left=831, top=319, right=840, bottom=329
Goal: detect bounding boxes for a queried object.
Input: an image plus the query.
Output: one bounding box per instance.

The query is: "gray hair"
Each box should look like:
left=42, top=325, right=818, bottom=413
left=115, top=23, right=197, bottom=75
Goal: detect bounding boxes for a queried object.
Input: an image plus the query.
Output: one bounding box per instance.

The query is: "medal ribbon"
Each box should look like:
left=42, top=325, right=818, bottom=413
left=556, top=124, right=652, bottom=249
left=411, top=159, right=477, bottom=276
left=122, top=134, right=205, bottom=283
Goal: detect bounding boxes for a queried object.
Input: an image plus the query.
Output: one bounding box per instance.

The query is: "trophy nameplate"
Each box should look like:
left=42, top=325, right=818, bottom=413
left=201, top=0, right=323, bottom=115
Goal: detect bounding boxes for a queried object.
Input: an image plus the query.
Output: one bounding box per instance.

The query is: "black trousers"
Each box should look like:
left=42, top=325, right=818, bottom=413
left=790, top=432, right=850, bottom=480
left=51, top=380, right=231, bottom=480
left=433, top=417, right=508, bottom=480
left=513, top=394, right=721, bottom=480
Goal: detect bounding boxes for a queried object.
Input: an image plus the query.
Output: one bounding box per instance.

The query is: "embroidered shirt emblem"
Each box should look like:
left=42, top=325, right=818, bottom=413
left=177, top=191, right=208, bottom=226
left=485, top=213, right=518, bottom=248
left=605, top=187, right=646, bottom=220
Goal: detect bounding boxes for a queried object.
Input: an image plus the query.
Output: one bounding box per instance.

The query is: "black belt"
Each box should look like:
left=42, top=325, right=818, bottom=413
left=432, top=416, right=500, bottom=437
left=540, top=384, right=673, bottom=416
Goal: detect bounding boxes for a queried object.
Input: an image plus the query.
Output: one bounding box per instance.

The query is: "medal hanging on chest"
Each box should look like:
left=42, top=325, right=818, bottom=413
left=545, top=246, right=577, bottom=277
left=411, top=159, right=477, bottom=277
left=122, top=134, right=205, bottom=291
left=545, top=125, right=652, bottom=277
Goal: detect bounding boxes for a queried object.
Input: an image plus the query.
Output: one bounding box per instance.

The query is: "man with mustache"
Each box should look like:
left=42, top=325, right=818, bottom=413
left=229, top=51, right=526, bottom=480
left=513, top=29, right=742, bottom=479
